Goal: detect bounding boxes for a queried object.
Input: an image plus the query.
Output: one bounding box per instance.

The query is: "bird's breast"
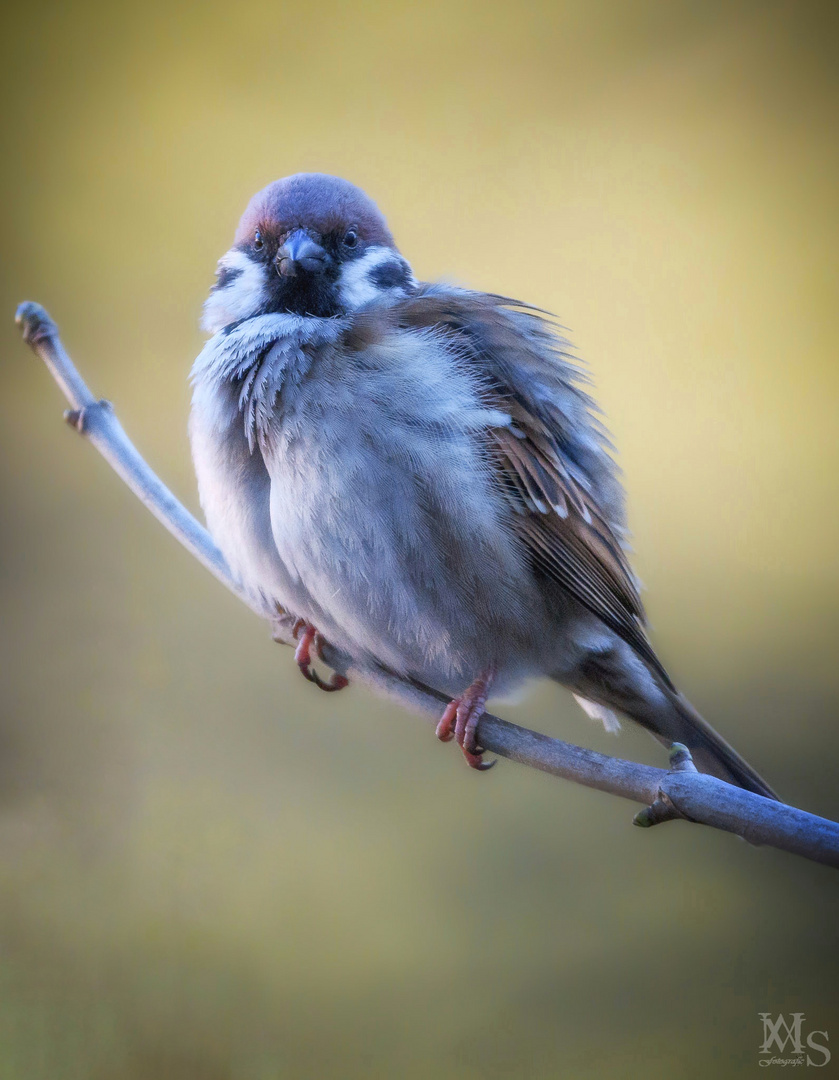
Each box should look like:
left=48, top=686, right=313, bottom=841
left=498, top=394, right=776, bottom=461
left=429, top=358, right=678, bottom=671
left=257, top=330, right=538, bottom=683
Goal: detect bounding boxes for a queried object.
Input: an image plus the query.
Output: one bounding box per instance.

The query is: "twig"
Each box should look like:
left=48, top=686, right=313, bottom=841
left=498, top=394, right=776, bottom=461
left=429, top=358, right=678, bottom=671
left=14, top=300, right=839, bottom=869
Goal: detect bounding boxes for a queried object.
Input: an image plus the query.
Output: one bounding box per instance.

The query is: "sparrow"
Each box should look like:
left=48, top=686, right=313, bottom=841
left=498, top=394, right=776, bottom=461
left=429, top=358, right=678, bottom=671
left=189, top=172, right=777, bottom=798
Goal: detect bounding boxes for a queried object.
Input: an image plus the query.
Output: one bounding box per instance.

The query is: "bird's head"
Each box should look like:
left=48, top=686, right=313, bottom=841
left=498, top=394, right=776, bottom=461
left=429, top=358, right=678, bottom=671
left=202, top=173, right=416, bottom=332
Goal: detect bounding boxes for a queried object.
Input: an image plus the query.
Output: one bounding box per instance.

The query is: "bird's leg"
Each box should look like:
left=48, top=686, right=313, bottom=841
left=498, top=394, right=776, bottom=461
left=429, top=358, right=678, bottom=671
left=292, top=619, right=349, bottom=693
left=435, top=664, right=497, bottom=771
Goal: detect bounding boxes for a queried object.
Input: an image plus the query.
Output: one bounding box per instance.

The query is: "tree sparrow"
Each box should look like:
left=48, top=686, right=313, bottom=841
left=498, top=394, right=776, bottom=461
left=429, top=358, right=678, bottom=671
left=189, top=173, right=776, bottom=797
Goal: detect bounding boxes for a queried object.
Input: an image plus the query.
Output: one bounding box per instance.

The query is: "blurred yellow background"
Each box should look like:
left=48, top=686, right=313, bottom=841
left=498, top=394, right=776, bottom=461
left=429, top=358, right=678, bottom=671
left=1, top=1, right=837, bottom=1076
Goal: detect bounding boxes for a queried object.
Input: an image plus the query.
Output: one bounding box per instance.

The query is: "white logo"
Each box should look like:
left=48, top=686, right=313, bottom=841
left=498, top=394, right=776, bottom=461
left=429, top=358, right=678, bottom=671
left=759, top=1013, right=831, bottom=1067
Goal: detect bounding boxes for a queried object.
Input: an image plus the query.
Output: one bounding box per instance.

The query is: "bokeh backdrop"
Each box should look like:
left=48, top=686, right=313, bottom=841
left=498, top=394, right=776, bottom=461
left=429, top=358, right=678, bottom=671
left=1, top=1, right=838, bottom=1077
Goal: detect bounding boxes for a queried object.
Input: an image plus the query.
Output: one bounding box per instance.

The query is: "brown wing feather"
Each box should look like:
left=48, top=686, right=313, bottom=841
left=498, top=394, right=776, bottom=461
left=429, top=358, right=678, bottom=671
left=493, top=423, right=672, bottom=685
left=349, top=287, right=673, bottom=688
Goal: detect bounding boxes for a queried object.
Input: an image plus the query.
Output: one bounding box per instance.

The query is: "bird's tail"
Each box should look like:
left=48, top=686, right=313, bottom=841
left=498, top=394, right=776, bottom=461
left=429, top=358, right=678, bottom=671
left=568, top=650, right=778, bottom=800
left=634, top=687, right=778, bottom=800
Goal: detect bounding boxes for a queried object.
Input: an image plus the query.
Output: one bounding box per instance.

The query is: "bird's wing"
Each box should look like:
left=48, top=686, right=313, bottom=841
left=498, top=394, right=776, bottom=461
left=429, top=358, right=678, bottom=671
left=378, top=285, right=673, bottom=687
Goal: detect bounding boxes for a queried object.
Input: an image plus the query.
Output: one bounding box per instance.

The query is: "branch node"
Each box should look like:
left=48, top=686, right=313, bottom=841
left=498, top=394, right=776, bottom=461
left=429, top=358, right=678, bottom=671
left=634, top=745, right=700, bottom=827
left=633, top=793, right=680, bottom=828
left=64, top=399, right=112, bottom=433
left=15, top=301, right=57, bottom=346
left=669, top=742, right=699, bottom=774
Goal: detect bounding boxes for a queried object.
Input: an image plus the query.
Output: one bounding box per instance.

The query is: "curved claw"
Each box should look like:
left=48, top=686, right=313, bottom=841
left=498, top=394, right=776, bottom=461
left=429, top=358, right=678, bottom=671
left=435, top=699, right=458, bottom=743
left=303, top=667, right=349, bottom=693
left=435, top=666, right=497, bottom=772
left=293, top=622, right=349, bottom=693
left=462, top=747, right=496, bottom=771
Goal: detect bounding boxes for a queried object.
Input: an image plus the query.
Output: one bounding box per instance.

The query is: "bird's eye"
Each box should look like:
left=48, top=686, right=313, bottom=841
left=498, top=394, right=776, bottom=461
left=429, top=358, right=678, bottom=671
left=254, top=230, right=264, bottom=250
left=342, top=228, right=359, bottom=249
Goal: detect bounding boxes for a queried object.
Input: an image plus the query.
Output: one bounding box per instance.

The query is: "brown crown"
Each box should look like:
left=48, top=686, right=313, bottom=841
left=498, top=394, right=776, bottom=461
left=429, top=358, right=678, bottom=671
left=234, top=173, right=397, bottom=250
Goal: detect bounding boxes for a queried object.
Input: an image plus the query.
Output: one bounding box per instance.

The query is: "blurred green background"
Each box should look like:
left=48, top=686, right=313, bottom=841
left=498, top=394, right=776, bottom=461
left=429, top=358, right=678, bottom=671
left=1, top=1, right=838, bottom=1076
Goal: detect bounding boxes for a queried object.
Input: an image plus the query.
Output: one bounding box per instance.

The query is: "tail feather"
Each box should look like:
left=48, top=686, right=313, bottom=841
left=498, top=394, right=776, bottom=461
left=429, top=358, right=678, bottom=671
left=646, top=689, right=779, bottom=800
left=565, top=649, right=779, bottom=800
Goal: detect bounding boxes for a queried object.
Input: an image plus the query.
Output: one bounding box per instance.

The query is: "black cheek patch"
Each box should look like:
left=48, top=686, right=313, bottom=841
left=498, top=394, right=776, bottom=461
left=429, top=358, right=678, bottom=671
left=214, top=265, right=244, bottom=290
left=369, top=259, right=409, bottom=290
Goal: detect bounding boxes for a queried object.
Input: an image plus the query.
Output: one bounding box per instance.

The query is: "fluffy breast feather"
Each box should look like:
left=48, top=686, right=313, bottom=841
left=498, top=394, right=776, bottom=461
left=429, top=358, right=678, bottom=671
left=253, top=323, right=536, bottom=682
left=188, top=295, right=619, bottom=690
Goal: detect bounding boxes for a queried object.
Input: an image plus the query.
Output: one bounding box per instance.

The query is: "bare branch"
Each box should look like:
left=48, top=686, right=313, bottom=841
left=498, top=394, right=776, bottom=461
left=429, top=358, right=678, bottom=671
left=15, top=300, right=839, bottom=869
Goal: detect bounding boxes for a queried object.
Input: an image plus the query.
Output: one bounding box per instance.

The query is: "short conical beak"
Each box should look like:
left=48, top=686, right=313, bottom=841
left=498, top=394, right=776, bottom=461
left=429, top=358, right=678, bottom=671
left=276, top=230, right=328, bottom=277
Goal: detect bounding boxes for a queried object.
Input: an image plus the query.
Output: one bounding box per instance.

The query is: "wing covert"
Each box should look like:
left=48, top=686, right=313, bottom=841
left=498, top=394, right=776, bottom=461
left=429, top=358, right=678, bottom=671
left=384, top=285, right=673, bottom=687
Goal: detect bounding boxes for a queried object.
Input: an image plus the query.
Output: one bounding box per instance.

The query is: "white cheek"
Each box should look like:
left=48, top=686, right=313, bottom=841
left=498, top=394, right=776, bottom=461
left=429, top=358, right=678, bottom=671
left=338, top=246, right=416, bottom=310
left=201, top=249, right=268, bottom=333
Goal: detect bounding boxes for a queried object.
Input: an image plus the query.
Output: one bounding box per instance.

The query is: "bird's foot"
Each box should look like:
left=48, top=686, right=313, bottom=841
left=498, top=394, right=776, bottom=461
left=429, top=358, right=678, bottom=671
left=435, top=665, right=497, bottom=771
left=292, top=620, right=349, bottom=692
